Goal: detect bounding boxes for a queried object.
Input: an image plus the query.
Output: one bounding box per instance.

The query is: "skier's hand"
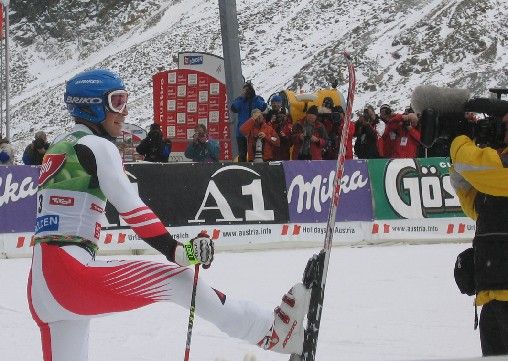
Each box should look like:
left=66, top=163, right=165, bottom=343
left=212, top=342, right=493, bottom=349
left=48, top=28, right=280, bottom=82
left=174, top=232, right=214, bottom=268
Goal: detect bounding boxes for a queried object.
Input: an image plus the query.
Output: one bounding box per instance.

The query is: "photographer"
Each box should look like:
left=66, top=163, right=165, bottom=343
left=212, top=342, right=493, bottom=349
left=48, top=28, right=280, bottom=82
left=136, top=123, right=171, bottom=162
left=22, top=131, right=50, bottom=165
left=184, top=124, right=219, bottom=162
left=354, top=113, right=379, bottom=159
left=265, top=95, right=293, bottom=160
left=291, top=105, right=327, bottom=160
left=240, top=108, right=280, bottom=162
left=383, top=110, right=421, bottom=159
left=321, top=105, right=354, bottom=160
left=230, top=82, right=267, bottom=162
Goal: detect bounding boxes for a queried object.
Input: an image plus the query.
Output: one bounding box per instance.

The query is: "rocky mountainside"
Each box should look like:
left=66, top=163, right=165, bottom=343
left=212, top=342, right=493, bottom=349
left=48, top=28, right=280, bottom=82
left=3, top=0, right=507, bottom=156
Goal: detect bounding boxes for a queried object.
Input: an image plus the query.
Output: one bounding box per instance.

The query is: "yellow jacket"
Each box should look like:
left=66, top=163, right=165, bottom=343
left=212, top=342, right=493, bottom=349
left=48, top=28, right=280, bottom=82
left=450, top=135, right=508, bottom=305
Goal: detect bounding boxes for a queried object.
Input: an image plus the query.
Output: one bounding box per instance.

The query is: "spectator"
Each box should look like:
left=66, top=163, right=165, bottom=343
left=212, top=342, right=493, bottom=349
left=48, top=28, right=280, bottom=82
left=230, top=82, right=267, bottom=162
left=379, top=104, right=398, bottom=158
left=353, top=113, right=381, bottom=159
left=384, top=111, right=421, bottom=158
left=265, top=95, right=293, bottom=160
left=240, top=108, right=280, bottom=162
left=363, top=105, right=386, bottom=157
left=22, top=131, right=50, bottom=165
left=0, top=137, right=14, bottom=165
left=184, top=124, right=219, bottom=162
left=291, top=105, right=328, bottom=160
left=136, top=123, right=171, bottom=162
left=321, top=105, right=355, bottom=160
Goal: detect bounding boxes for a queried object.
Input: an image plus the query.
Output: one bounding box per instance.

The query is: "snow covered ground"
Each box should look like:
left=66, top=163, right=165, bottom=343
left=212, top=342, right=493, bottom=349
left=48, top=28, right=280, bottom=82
left=0, top=243, right=486, bottom=361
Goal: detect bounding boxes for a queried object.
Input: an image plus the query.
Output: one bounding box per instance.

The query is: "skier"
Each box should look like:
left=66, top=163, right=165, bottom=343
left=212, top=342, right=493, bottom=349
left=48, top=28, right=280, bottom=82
left=27, top=69, right=310, bottom=361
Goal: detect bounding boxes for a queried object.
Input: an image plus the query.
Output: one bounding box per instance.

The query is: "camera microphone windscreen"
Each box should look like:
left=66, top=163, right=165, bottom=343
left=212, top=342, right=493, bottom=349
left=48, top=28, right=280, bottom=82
left=411, top=85, right=470, bottom=115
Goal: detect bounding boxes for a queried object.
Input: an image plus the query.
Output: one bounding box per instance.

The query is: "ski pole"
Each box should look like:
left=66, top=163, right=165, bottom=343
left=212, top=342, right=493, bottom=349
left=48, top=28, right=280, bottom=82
left=184, top=264, right=200, bottom=361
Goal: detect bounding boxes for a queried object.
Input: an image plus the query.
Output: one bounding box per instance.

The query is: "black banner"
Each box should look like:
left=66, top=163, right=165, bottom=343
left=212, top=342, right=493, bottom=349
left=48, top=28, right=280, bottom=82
left=103, top=162, right=289, bottom=229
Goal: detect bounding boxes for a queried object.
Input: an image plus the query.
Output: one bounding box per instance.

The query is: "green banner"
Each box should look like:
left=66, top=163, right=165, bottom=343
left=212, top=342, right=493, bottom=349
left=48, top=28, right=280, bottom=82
left=368, top=157, right=464, bottom=220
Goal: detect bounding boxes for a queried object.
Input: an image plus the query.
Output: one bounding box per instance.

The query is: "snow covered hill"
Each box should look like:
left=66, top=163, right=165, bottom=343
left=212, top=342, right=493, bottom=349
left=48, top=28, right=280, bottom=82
left=5, top=0, right=508, bottom=155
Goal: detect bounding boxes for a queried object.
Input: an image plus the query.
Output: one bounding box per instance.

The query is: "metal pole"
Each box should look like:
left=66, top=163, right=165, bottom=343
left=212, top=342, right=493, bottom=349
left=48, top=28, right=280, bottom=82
left=4, top=3, right=9, bottom=140
left=218, top=0, right=243, bottom=161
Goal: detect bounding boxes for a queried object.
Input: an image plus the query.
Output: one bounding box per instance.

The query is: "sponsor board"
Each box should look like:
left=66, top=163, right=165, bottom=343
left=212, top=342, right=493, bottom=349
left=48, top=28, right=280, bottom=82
left=283, top=160, right=373, bottom=222
left=0, top=165, right=38, bottom=233
left=152, top=68, right=232, bottom=160
left=369, top=217, right=475, bottom=242
left=368, top=157, right=464, bottom=219
left=102, top=162, right=289, bottom=228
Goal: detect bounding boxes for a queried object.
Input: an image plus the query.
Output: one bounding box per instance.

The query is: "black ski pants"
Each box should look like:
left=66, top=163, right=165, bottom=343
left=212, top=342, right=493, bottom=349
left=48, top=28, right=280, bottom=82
left=480, top=300, right=508, bottom=356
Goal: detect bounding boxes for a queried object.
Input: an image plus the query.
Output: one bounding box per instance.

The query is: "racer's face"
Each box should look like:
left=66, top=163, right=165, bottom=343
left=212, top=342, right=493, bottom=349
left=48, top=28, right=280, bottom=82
left=103, top=107, right=128, bottom=138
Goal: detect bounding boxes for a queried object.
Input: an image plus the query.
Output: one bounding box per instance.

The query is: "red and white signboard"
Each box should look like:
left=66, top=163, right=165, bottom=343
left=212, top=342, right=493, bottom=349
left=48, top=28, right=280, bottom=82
left=153, top=68, right=232, bottom=161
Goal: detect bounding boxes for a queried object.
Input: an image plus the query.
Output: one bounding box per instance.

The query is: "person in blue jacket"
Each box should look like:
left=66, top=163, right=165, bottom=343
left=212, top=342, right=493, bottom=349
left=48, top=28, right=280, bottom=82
left=230, top=82, right=267, bottom=162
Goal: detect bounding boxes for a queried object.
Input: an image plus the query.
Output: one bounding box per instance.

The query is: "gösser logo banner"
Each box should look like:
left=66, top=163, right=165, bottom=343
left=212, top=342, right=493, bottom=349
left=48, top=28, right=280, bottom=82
left=102, top=162, right=289, bottom=230
left=0, top=165, right=38, bottom=233
left=368, top=157, right=464, bottom=220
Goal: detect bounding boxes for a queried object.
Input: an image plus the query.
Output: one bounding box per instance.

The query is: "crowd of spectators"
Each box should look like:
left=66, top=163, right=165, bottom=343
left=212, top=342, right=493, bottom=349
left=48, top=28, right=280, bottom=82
left=0, top=86, right=429, bottom=166
left=0, top=130, right=49, bottom=166
left=228, top=82, right=425, bottom=163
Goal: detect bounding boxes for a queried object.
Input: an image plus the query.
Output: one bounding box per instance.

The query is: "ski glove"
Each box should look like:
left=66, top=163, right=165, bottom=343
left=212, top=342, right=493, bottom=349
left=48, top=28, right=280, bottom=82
left=174, top=232, right=214, bottom=268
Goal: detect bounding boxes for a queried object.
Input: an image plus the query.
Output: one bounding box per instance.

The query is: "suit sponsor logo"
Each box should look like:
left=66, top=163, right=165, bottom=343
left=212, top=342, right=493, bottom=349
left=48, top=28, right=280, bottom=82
left=90, top=203, right=104, bottom=213
left=39, top=154, right=66, bottom=186
left=94, top=222, right=101, bottom=239
left=35, top=215, right=60, bottom=234
left=49, top=196, right=74, bottom=206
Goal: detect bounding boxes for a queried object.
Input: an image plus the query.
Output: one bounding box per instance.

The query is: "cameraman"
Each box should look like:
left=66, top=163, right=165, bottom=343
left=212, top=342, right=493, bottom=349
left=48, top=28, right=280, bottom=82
left=184, top=124, right=219, bottom=162
left=265, top=95, right=293, bottom=160
left=450, top=110, right=508, bottom=356
left=291, top=105, right=327, bottom=160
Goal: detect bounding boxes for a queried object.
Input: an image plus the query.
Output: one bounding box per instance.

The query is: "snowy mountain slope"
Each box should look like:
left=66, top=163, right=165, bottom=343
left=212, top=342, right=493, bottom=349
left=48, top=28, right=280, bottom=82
left=4, top=0, right=507, bottom=157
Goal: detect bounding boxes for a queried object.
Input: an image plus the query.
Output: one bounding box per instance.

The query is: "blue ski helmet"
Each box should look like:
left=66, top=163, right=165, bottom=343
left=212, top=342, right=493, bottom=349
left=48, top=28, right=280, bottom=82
left=64, top=69, right=126, bottom=124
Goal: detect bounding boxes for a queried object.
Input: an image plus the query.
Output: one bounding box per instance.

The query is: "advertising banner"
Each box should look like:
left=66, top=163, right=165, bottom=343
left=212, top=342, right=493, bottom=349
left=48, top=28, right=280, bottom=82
left=283, top=160, right=373, bottom=222
left=368, top=157, right=464, bottom=219
left=0, top=166, right=38, bottom=233
left=152, top=68, right=232, bottom=161
left=178, top=51, right=226, bottom=84
left=102, top=162, right=289, bottom=230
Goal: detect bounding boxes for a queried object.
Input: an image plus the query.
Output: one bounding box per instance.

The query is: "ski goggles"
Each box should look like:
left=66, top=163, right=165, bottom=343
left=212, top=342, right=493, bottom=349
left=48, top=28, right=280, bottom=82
left=106, top=90, right=129, bottom=113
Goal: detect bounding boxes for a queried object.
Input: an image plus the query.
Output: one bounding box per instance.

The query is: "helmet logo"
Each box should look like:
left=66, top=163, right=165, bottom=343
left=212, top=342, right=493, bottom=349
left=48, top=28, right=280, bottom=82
left=65, top=96, right=102, bottom=104
left=75, top=79, right=102, bottom=84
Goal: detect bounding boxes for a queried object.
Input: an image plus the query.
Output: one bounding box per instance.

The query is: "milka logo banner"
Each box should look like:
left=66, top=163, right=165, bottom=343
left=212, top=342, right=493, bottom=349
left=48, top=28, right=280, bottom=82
left=283, top=160, right=372, bottom=222
left=368, top=157, right=463, bottom=219
left=0, top=166, right=39, bottom=233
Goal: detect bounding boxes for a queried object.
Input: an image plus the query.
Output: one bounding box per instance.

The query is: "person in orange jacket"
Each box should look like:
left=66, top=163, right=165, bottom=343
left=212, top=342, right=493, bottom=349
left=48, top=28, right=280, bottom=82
left=240, top=108, right=280, bottom=162
left=291, top=105, right=328, bottom=160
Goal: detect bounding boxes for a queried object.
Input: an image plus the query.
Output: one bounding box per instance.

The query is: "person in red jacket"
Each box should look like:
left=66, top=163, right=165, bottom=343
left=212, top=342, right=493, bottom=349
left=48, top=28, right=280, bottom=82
left=384, top=111, right=421, bottom=158
left=240, top=108, right=280, bottom=162
left=291, top=105, right=328, bottom=160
